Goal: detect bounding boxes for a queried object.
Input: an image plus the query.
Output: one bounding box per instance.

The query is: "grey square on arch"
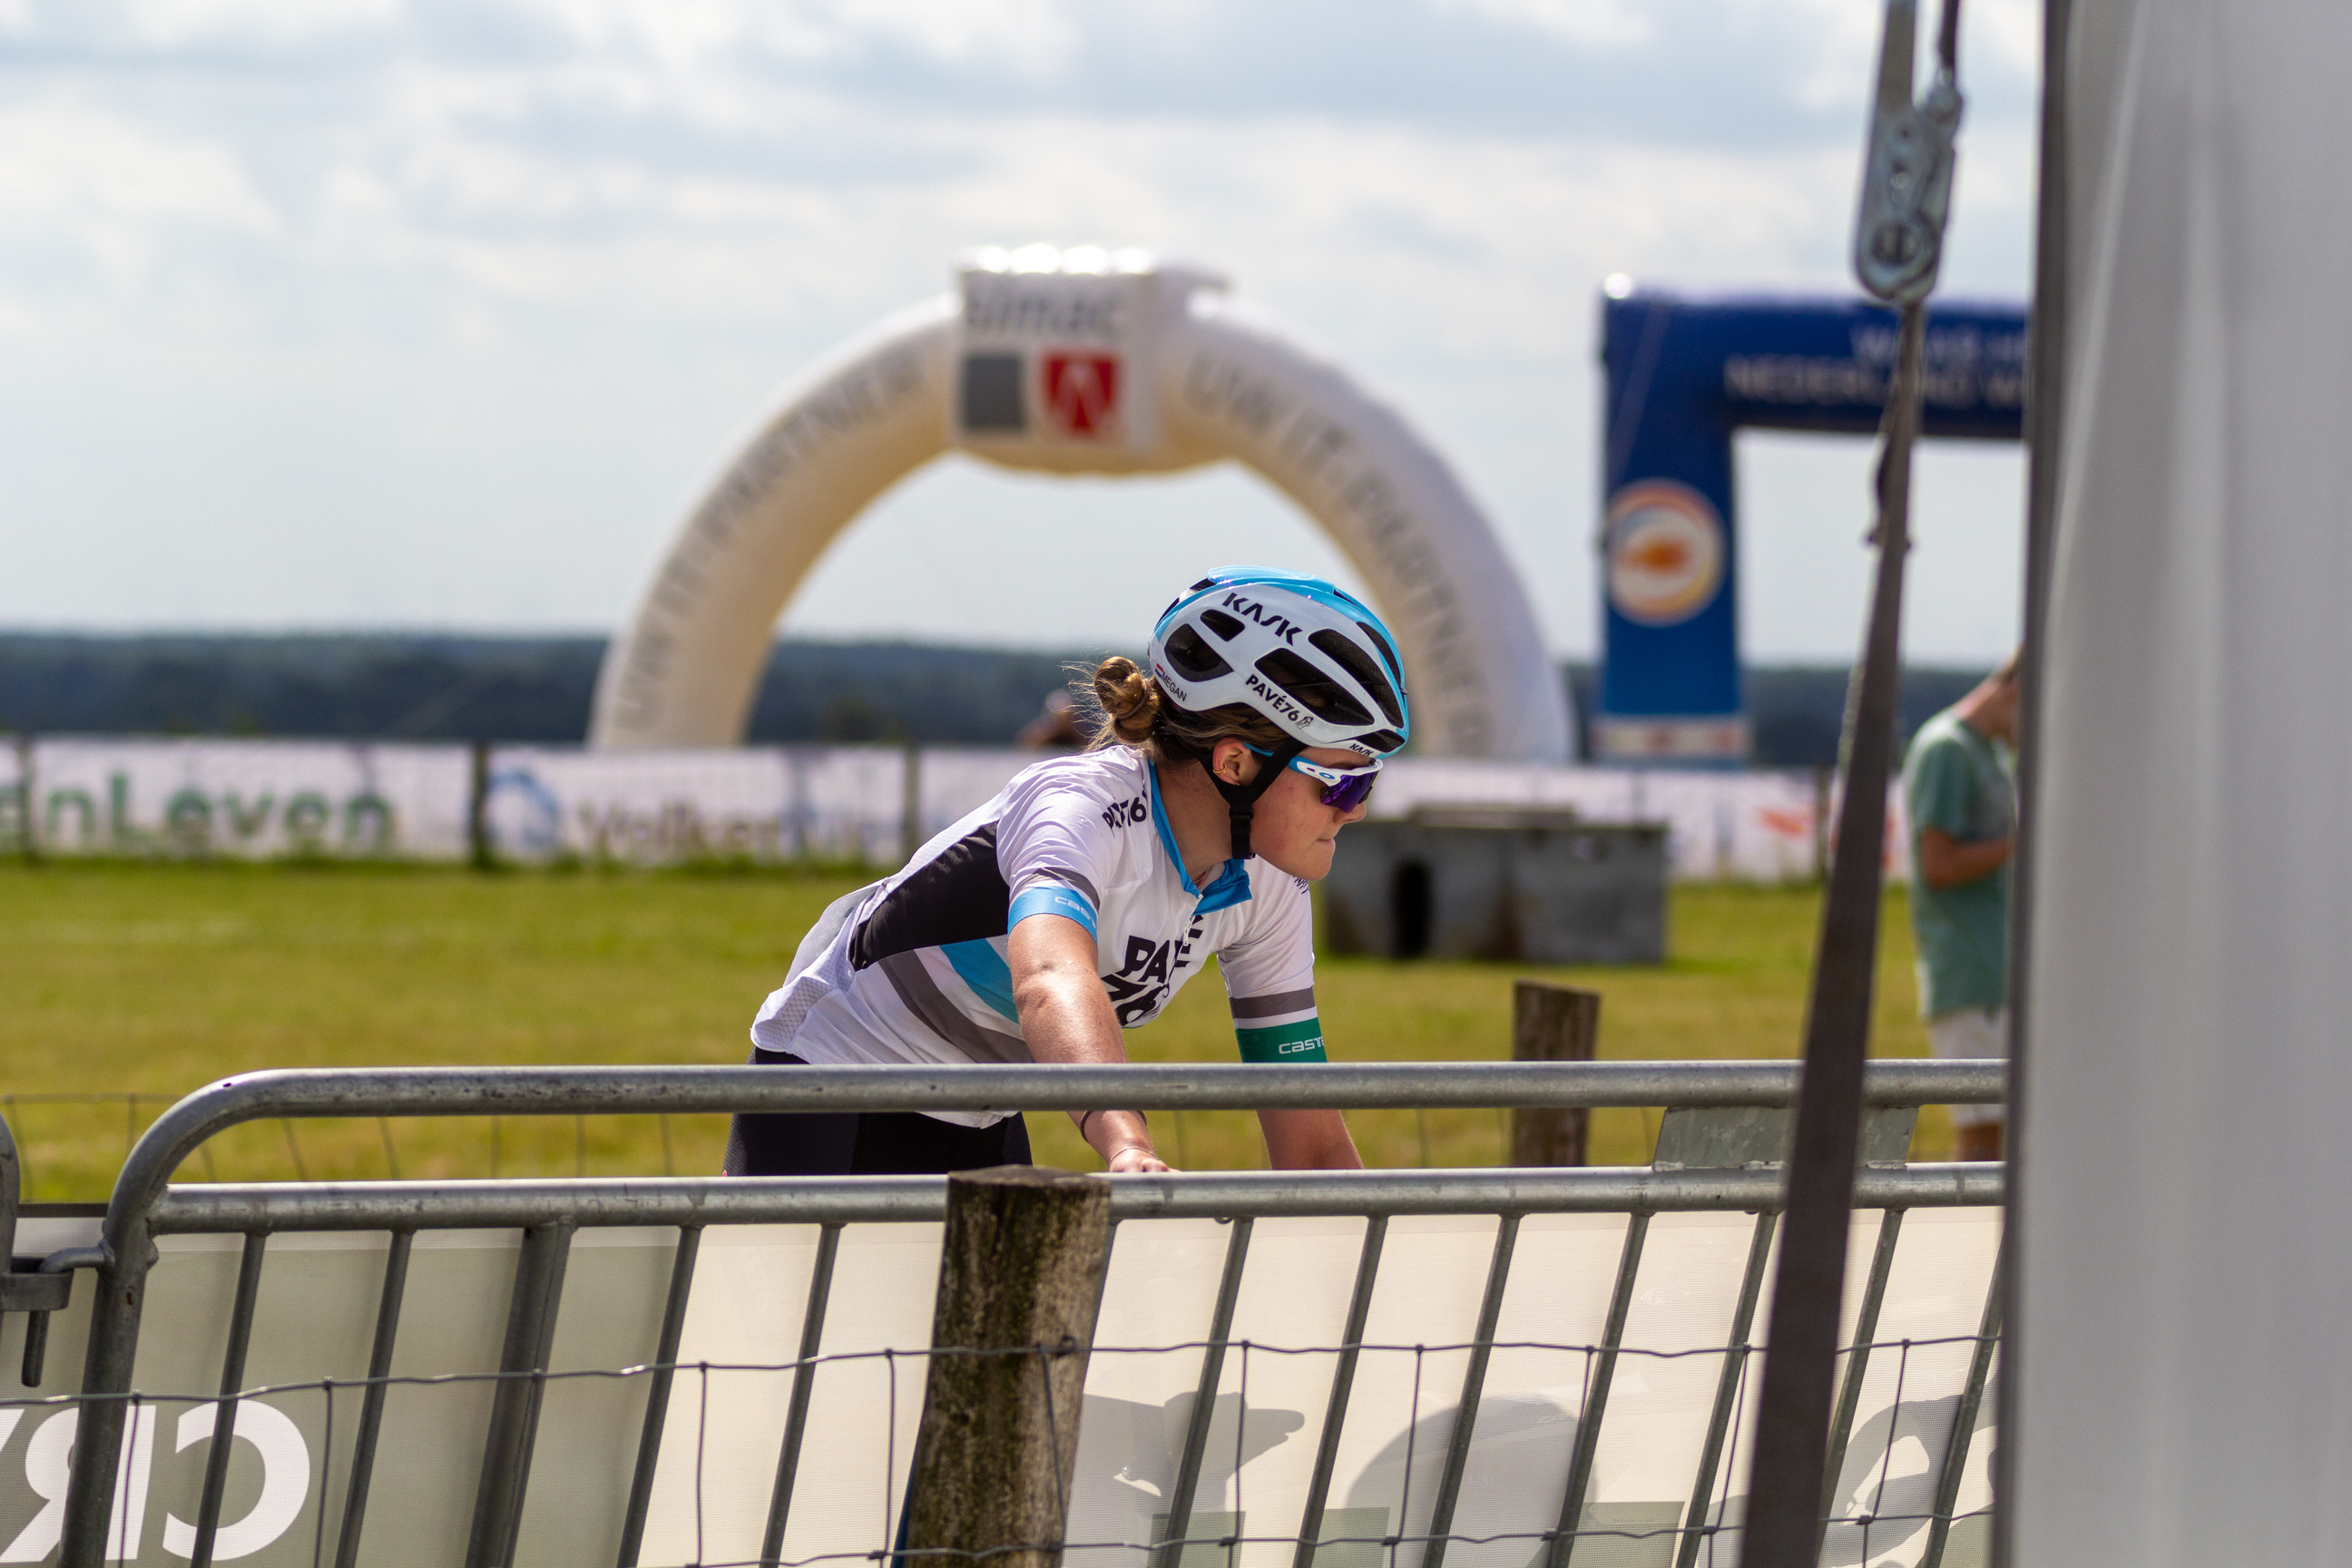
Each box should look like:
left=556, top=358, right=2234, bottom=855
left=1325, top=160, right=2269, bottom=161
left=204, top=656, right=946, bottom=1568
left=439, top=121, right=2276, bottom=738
left=959, top=351, right=1026, bottom=432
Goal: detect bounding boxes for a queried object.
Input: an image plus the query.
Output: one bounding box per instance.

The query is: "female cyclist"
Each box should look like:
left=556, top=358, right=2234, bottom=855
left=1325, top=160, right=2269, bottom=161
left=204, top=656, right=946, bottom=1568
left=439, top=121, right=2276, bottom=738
left=725, top=566, right=1411, bottom=1177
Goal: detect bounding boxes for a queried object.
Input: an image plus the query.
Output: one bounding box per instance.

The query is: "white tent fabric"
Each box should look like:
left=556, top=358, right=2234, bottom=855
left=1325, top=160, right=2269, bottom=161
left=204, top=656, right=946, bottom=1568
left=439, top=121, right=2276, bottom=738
left=2017, top=2, right=2352, bottom=1560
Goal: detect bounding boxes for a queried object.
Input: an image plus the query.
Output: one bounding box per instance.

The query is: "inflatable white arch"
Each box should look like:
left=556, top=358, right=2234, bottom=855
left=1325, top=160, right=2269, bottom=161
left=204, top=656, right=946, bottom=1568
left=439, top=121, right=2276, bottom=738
left=590, top=247, right=1572, bottom=760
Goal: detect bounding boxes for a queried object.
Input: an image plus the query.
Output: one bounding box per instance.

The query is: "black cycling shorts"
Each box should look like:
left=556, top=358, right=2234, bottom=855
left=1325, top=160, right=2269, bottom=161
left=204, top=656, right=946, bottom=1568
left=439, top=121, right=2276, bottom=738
left=722, top=1047, right=1034, bottom=1176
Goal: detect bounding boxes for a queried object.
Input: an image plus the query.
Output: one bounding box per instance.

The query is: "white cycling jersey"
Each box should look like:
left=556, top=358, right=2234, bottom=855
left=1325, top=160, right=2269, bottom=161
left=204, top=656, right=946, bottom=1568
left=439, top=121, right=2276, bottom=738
left=750, top=746, right=1324, bottom=1126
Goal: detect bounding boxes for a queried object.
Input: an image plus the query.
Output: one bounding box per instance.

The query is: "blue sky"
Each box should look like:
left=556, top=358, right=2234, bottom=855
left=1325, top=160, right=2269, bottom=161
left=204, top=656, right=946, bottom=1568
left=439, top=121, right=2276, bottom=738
left=0, top=0, right=2039, bottom=661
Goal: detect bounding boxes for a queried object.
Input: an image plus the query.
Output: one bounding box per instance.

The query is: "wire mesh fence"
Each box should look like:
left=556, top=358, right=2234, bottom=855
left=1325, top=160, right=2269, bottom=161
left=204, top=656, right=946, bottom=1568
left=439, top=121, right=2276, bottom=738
left=0, top=1328, right=1995, bottom=1568
left=0, top=1063, right=2004, bottom=1568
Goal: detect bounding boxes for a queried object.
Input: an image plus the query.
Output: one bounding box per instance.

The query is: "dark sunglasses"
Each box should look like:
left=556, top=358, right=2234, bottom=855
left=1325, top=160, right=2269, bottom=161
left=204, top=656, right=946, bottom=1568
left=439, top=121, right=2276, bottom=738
left=1254, top=749, right=1383, bottom=810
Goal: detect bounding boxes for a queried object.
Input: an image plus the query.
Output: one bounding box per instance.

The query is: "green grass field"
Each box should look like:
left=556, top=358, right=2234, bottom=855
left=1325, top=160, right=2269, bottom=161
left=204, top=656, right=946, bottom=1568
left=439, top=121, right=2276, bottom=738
left=0, top=861, right=1945, bottom=1200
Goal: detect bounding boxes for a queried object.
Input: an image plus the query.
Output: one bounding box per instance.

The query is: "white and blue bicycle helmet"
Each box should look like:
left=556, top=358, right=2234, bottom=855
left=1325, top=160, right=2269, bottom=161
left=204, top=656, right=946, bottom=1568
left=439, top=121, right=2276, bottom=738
left=1148, top=568, right=1411, bottom=859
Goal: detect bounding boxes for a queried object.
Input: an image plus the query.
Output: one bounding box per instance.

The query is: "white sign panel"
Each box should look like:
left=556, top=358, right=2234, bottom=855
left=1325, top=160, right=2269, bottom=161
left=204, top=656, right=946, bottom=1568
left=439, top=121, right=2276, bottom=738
left=486, top=746, right=909, bottom=865
left=1, top=1208, right=1997, bottom=1567
left=25, top=739, right=470, bottom=859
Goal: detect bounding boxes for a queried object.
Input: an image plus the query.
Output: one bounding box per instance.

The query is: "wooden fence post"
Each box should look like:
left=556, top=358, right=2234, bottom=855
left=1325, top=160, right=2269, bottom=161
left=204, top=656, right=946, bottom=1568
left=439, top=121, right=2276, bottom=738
left=1509, top=981, right=1602, bottom=1166
left=905, top=1166, right=1110, bottom=1568
left=467, top=739, right=495, bottom=871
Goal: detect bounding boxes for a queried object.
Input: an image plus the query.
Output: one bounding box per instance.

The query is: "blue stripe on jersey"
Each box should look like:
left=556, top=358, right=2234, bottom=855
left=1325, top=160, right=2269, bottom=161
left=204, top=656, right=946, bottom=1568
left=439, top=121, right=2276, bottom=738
left=1149, top=758, right=1255, bottom=911
left=942, top=939, right=1020, bottom=1021
left=1196, top=858, right=1253, bottom=913
left=1148, top=767, right=1199, bottom=895
left=1009, top=885, right=1098, bottom=936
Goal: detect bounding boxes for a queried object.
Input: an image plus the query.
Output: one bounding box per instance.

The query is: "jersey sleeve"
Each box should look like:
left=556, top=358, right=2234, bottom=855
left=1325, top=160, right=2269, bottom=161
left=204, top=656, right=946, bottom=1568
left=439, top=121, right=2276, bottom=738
left=1216, top=868, right=1325, bottom=1063
left=1906, top=732, right=1979, bottom=840
left=995, top=762, right=1125, bottom=940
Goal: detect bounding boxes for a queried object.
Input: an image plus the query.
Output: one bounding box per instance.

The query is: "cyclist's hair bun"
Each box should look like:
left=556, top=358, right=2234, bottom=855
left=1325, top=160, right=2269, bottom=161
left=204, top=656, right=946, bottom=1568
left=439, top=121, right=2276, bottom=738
left=1085, top=655, right=1287, bottom=760
left=1089, top=656, right=1161, bottom=748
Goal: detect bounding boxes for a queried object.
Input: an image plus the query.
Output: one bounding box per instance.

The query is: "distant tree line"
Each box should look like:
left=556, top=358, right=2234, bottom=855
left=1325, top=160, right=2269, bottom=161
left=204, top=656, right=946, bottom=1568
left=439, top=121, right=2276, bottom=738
left=0, top=632, right=1987, bottom=767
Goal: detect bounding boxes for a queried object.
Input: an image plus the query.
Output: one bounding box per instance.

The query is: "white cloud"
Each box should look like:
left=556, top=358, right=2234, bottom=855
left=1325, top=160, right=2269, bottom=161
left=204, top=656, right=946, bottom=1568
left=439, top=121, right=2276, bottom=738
left=0, top=0, right=2036, bottom=656
left=1428, top=0, right=1651, bottom=49
left=121, top=0, right=397, bottom=46
left=0, top=104, right=275, bottom=230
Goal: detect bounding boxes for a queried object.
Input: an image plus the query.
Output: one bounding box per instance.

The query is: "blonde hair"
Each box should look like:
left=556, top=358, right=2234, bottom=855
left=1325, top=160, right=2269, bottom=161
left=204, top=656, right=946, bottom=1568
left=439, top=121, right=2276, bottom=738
left=1085, top=656, right=1285, bottom=762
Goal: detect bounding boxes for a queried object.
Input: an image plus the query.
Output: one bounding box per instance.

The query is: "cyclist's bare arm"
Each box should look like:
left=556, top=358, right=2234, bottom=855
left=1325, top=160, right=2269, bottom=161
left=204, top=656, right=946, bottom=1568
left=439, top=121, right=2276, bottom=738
left=1009, top=913, right=1172, bottom=1172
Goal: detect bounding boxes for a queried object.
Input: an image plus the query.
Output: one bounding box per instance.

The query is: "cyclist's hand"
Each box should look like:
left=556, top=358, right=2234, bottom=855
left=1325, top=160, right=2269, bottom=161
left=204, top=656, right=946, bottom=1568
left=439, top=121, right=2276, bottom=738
left=1108, top=1144, right=1175, bottom=1174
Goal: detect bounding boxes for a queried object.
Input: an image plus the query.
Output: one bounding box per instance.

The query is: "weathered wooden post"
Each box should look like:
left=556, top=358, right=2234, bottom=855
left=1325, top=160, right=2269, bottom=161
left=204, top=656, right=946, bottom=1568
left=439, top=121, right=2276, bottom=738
left=1509, top=981, right=1601, bottom=1165
left=467, top=738, right=494, bottom=870
left=905, top=1166, right=1110, bottom=1568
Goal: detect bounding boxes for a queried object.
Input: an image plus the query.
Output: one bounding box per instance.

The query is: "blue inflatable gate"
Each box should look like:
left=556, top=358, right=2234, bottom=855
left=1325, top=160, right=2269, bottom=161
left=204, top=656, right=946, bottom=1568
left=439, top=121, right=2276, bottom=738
left=1597, top=289, right=2027, bottom=764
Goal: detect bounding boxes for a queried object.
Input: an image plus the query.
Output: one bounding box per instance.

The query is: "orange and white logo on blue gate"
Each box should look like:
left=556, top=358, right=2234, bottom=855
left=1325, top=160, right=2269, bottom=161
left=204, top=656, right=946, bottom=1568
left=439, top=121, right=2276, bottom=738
left=1606, top=478, right=1726, bottom=626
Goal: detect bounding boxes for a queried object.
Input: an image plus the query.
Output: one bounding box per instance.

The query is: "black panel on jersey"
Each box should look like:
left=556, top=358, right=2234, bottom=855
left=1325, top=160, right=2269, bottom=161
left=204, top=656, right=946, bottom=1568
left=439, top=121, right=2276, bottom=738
left=849, top=823, right=1011, bottom=969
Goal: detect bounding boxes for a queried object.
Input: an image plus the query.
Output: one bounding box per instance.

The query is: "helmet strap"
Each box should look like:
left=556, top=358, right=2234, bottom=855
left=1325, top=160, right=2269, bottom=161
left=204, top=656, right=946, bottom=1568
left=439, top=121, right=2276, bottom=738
left=1162, top=730, right=1304, bottom=863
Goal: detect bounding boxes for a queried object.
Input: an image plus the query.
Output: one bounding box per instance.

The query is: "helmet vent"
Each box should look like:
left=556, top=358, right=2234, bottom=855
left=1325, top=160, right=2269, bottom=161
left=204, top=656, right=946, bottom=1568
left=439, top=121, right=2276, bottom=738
left=1359, top=729, right=1406, bottom=755
left=1309, top=629, right=1404, bottom=726
left=1164, top=623, right=1233, bottom=681
left=1200, top=608, right=1245, bottom=640
left=1356, top=620, right=1403, bottom=681
left=1254, top=648, right=1374, bottom=728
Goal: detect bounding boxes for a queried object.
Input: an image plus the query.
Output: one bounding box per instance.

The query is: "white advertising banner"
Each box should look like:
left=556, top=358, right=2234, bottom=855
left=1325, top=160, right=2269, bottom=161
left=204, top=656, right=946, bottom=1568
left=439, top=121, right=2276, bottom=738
left=486, top=746, right=791, bottom=862
left=6, top=738, right=1906, bottom=883
left=1370, top=760, right=1874, bottom=884
left=0, top=1206, right=1998, bottom=1568
left=24, top=739, right=470, bottom=860
left=487, top=745, right=908, bottom=865
left=916, top=747, right=1042, bottom=839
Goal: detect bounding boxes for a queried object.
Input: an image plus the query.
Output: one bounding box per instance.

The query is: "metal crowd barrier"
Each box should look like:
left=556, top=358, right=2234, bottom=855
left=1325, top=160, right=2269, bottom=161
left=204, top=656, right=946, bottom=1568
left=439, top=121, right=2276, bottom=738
left=2, top=1061, right=2006, bottom=1568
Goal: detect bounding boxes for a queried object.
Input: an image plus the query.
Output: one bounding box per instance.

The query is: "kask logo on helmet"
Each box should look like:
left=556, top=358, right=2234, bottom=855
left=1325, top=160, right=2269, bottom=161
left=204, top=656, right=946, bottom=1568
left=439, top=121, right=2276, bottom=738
left=1219, top=593, right=1303, bottom=644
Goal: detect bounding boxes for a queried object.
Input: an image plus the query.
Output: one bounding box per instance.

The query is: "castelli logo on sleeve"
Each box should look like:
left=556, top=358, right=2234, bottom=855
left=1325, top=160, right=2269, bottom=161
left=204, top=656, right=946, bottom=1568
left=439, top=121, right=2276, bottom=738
left=1605, top=479, right=1726, bottom=626
left=1043, top=352, right=1120, bottom=436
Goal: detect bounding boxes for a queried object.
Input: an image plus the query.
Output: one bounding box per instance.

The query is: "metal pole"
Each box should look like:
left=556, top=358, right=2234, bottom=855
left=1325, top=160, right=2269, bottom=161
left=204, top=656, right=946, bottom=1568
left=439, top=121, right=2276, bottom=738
left=1291, top=1217, right=1389, bottom=1568
left=1817, top=1210, right=1906, bottom=1559
left=1550, top=1211, right=1651, bottom=1568
left=336, top=1230, right=415, bottom=1568
left=1742, top=2, right=1962, bottom=1554
left=60, top=1223, right=165, bottom=1567
left=1675, top=1212, right=1778, bottom=1568
left=146, top=1165, right=2007, bottom=1240
left=190, top=1233, right=270, bottom=1568
left=1742, top=296, right=1927, bottom=1567
left=466, top=1219, right=575, bottom=1568
left=1994, top=0, right=2071, bottom=1559
left=900, top=744, right=922, bottom=866
left=1155, top=1218, right=1254, bottom=1568
left=1422, top=1215, right=1522, bottom=1568
left=618, top=1225, right=701, bottom=1568
left=761, top=1222, right=842, bottom=1566
left=1920, top=1250, right=2004, bottom=1568
left=103, top=1061, right=2009, bottom=1220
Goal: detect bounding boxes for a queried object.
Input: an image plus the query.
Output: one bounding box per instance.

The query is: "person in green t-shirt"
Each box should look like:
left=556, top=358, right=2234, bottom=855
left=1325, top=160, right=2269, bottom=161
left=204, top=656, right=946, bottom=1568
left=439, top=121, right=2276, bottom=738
left=1902, top=652, right=2020, bottom=1161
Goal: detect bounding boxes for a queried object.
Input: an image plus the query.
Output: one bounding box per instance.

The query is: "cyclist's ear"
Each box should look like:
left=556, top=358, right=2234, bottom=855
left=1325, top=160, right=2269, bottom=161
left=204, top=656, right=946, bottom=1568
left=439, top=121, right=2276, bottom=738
left=1210, top=738, right=1256, bottom=786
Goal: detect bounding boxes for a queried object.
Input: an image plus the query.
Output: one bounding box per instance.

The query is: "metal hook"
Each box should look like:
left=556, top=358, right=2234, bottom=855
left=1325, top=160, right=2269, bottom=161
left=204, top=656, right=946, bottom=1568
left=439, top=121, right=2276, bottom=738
left=1854, top=0, right=1965, bottom=304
